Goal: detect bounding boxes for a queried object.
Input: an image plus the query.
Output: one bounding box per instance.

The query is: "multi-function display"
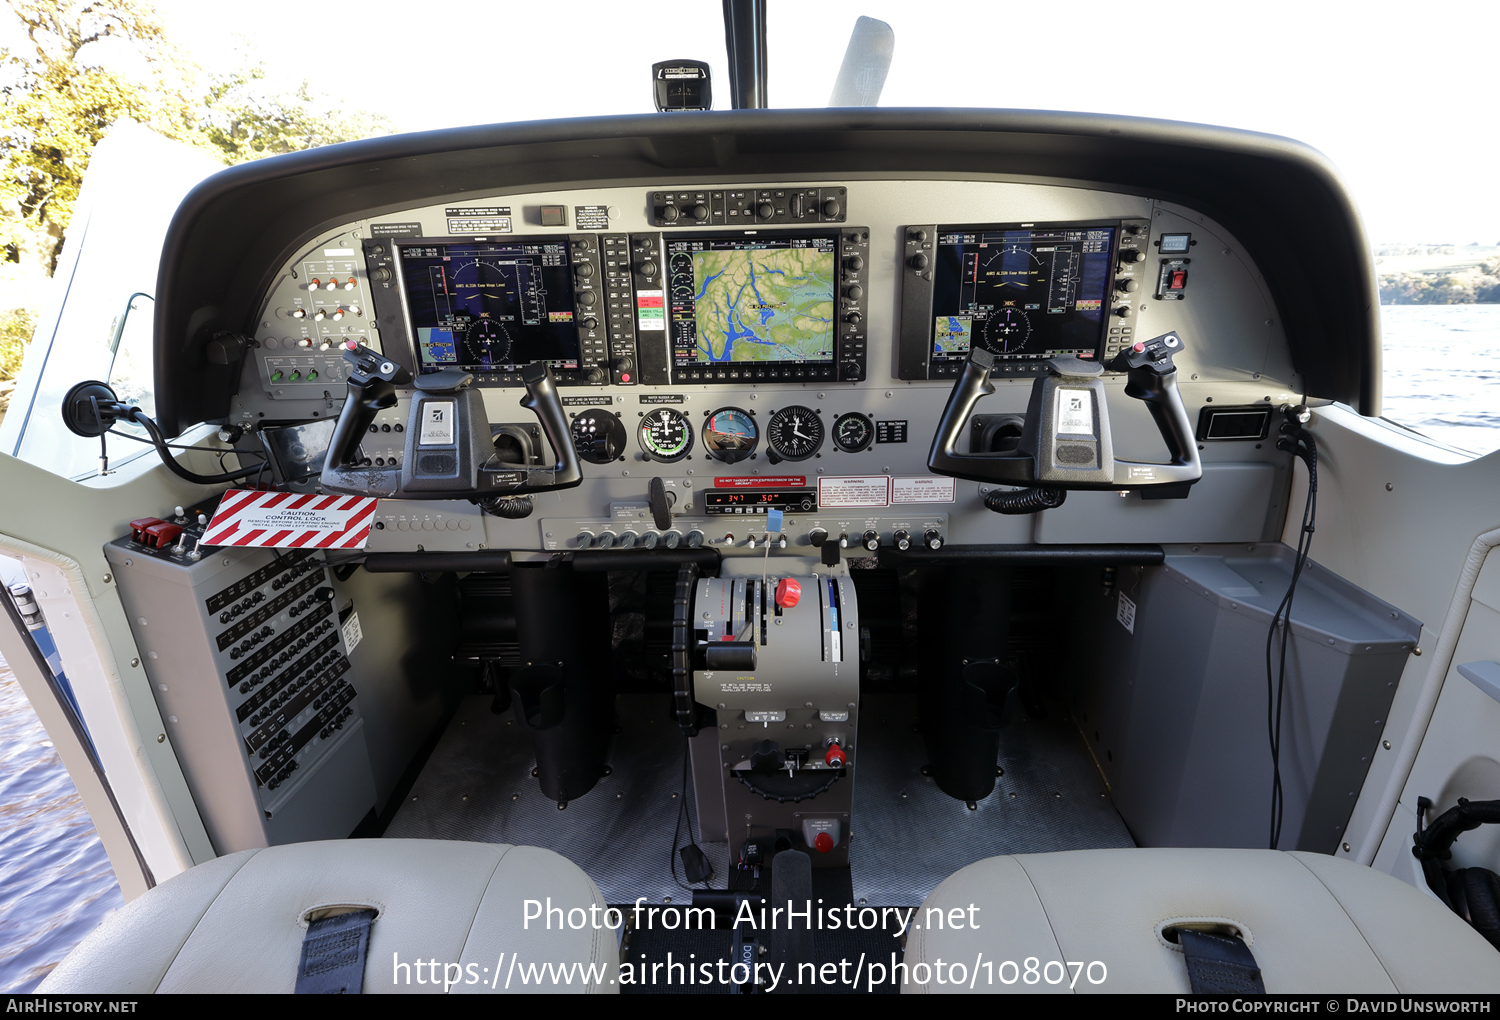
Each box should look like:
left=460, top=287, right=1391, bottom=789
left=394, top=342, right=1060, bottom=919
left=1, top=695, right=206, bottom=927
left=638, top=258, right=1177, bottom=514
left=396, top=238, right=581, bottom=374
left=667, top=232, right=839, bottom=372
left=928, top=224, right=1116, bottom=368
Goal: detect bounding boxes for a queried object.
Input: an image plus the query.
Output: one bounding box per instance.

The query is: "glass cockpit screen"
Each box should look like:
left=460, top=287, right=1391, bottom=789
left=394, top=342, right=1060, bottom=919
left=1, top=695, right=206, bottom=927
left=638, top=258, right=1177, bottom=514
left=667, top=232, right=838, bottom=369
left=396, top=238, right=580, bottom=374
left=929, top=224, right=1116, bottom=367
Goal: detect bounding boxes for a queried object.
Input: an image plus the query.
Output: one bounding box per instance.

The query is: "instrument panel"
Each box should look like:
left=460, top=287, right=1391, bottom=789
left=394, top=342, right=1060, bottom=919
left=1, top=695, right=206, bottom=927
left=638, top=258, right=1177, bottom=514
left=236, top=177, right=1298, bottom=557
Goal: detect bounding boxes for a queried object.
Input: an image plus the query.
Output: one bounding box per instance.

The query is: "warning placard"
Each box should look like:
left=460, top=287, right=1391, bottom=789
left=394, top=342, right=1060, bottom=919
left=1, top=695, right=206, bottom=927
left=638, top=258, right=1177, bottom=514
left=816, top=476, right=890, bottom=508
left=892, top=477, right=957, bottom=504
left=713, top=476, right=806, bottom=489
left=203, top=490, right=379, bottom=549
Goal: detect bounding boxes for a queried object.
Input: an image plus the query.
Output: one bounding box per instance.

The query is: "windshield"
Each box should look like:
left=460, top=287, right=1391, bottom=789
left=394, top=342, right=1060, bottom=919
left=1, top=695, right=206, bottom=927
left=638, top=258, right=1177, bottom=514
left=2, top=1, right=1496, bottom=459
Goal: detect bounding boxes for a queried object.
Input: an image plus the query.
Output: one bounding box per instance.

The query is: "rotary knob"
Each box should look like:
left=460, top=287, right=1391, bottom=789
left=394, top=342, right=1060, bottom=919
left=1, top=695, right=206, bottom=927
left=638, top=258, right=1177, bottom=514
left=685, top=530, right=704, bottom=549
left=808, top=528, right=828, bottom=547
left=845, top=254, right=864, bottom=272
left=1116, top=279, right=1139, bottom=293
left=578, top=291, right=597, bottom=307
left=822, top=197, right=841, bottom=217
left=893, top=530, right=912, bottom=551
left=756, top=201, right=774, bottom=219
left=617, top=532, right=639, bottom=549
left=663, top=530, right=683, bottom=549
left=1119, top=249, right=1146, bottom=264
left=924, top=530, right=944, bottom=550
left=660, top=205, right=680, bottom=223
left=692, top=203, right=709, bottom=221
left=575, top=262, right=594, bottom=278
left=862, top=530, right=880, bottom=551
left=909, top=253, right=929, bottom=271
left=638, top=261, right=658, bottom=278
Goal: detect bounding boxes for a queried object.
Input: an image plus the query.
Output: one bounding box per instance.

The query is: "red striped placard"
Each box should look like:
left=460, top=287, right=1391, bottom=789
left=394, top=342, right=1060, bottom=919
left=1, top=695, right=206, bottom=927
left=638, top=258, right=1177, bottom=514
left=202, top=490, right=378, bottom=549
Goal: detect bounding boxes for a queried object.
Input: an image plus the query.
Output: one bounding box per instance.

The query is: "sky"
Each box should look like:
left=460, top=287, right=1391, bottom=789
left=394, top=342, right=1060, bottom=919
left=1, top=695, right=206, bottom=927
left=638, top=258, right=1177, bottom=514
left=31, top=0, right=1500, bottom=245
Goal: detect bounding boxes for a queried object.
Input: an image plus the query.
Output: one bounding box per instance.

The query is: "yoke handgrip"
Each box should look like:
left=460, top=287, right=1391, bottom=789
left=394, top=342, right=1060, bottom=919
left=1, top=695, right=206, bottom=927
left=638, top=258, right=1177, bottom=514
left=327, top=344, right=409, bottom=467
left=927, top=348, right=1036, bottom=484
left=519, top=361, right=581, bottom=489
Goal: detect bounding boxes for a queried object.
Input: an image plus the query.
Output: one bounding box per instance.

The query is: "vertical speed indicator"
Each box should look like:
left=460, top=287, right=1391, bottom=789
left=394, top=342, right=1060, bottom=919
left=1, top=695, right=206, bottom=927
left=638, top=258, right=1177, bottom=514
left=639, top=407, right=694, bottom=462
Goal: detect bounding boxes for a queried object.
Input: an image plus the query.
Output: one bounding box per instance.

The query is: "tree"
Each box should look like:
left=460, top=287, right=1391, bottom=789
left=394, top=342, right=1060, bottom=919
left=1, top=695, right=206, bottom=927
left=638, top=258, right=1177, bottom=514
left=0, top=0, right=389, bottom=276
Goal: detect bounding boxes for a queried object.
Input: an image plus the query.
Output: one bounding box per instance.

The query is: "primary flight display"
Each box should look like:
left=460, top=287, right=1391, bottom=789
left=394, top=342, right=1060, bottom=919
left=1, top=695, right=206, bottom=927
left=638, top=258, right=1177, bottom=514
left=928, top=224, right=1115, bottom=368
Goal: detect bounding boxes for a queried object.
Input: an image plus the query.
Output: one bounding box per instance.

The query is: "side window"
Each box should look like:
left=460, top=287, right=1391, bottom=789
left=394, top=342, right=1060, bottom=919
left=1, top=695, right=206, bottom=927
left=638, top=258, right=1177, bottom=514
left=0, top=125, right=223, bottom=480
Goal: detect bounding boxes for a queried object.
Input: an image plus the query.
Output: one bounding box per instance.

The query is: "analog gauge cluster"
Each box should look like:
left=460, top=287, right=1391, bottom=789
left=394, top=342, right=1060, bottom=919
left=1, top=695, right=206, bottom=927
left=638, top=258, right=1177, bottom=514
left=569, top=407, right=627, bottom=464
left=639, top=407, right=694, bottom=463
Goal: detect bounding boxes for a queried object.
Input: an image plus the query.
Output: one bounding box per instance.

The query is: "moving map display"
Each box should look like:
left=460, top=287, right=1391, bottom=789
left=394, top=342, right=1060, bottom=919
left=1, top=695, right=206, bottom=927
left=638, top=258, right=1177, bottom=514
left=396, top=238, right=580, bottom=373
left=929, top=224, right=1115, bottom=367
left=667, top=232, right=838, bottom=370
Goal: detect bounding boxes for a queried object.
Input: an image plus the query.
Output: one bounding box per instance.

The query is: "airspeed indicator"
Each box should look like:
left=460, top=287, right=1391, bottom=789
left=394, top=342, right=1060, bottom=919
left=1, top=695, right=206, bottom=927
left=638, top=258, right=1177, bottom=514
left=639, top=407, right=693, bottom=462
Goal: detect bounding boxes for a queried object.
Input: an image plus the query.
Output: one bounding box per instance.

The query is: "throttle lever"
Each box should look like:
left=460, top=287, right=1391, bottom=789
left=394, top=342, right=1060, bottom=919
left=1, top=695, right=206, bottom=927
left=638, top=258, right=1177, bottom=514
left=326, top=341, right=410, bottom=468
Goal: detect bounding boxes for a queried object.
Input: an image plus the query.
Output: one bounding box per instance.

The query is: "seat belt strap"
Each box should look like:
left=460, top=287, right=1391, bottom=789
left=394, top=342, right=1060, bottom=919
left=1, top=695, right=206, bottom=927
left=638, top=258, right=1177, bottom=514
left=1178, top=929, right=1265, bottom=994
left=296, top=908, right=377, bottom=994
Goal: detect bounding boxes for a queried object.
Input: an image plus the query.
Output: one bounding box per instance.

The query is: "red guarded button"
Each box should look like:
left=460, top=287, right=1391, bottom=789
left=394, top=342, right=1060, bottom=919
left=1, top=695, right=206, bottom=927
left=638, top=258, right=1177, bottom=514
left=825, top=741, right=846, bottom=767
left=775, top=577, right=801, bottom=609
left=813, top=831, right=835, bottom=853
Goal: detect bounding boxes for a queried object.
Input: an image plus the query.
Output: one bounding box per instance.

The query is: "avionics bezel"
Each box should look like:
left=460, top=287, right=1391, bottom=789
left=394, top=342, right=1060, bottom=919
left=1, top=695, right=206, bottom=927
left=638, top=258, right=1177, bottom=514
left=665, top=227, right=869, bottom=385
left=364, top=234, right=609, bottom=387
left=898, top=218, right=1147, bottom=380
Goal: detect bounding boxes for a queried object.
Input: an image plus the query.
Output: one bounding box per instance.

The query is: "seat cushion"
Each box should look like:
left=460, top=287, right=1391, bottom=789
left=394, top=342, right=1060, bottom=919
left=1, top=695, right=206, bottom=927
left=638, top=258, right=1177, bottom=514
left=39, top=839, right=617, bottom=994
left=901, top=848, right=1500, bottom=994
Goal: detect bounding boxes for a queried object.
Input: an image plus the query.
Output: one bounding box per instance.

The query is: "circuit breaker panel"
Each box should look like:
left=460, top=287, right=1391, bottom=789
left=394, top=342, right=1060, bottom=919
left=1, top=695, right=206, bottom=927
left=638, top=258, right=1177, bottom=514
left=105, top=510, right=375, bottom=852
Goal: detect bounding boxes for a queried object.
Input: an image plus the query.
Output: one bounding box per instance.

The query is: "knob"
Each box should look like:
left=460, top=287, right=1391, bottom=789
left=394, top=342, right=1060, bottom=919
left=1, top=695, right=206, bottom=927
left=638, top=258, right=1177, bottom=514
left=1116, top=279, right=1139, bottom=293
left=576, top=530, right=595, bottom=547
left=924, top=530, right=944, bottom=550
left=825, top=741, right=847, bottom=767
left=1114, top=306, right=1131, bottom=318
left=893, top=530, right=912, bottom=551
left=596, top=532, right=617, bottom=549
left=909, top=229, right=927, bottom=243
left=370, top=267, right=392, bottom=283
left=614, top=356, right=635, bottom=379
left=845, top=254, right=864, bottom=272
left=575, top=262, right=594, bottom=278
left=368, top=245, right=384, bottom=256
left=843, top=311, right=862, bottom=324
left=862, top=530, right=880, bottom=551
left=578, top=291, right=597, bottom=307
left=909, top=253, right=929, bottom=271
left=582, top=316, right=599, bottom=330
left=822, top=197, right=841, bottom=217
left=664, top=530, right=683, bottom=549
left=586, top=366, right=607, bottom=384
left=845, top=284, right=864, bottom=300
left=808, top=528, right=828, bottom=547
left=639, top=261, right=658, bottom=278
left=692, top=203, right=709, bottom=221
left=756, top=201, right=774, bottom=219
left=1119, top=249, right=1145, bottom=264
left=838, top=532, right=849, bottom=549
left=660, top=205, right=680, bottom=223
left=641, top=532, right=659, bottom=549
left=617, top=531, right=639, bottom=549
left=685, top=530, right=704, bottom=549
left=813, top=832, right=835, bottom=853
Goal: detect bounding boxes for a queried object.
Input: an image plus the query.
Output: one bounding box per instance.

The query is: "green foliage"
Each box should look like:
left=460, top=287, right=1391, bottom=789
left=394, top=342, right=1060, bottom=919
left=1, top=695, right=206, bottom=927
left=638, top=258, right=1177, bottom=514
left=0, top=304, right=38, bottom=423
left=1379, top=257, right=1500, bottom=304
left=0, top=0, right=390, bottom=277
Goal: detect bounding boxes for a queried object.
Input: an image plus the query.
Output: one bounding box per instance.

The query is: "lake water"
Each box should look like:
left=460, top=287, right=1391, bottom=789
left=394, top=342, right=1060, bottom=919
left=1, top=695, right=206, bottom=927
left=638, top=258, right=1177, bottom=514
left=1379, top=304, right=1500, bottom=456
left=0, top=304, right=1496, bottom=991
